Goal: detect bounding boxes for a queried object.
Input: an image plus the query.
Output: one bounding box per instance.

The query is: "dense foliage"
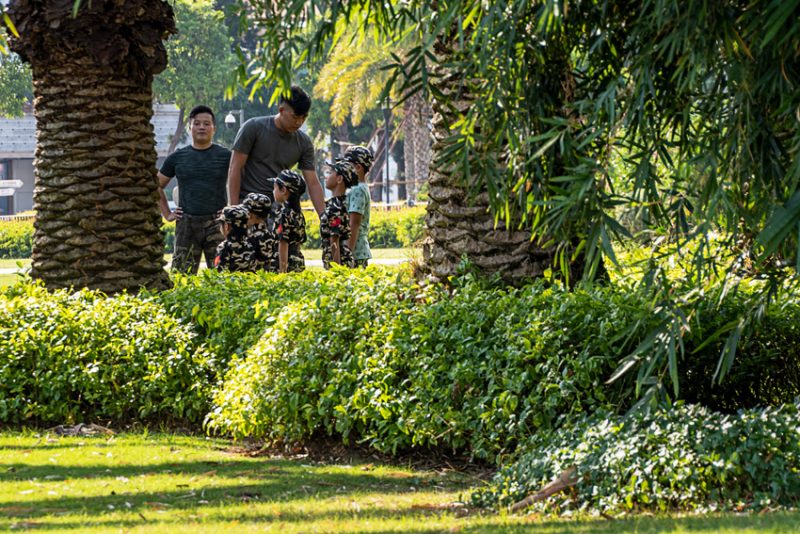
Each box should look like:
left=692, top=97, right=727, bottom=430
left=232, top=0, right=800, bottom=405
left=0, top=52, right=32, bottom=117
left=0, top=282, right=213, bottom=425
left=473, top=400, right=800, bottom=513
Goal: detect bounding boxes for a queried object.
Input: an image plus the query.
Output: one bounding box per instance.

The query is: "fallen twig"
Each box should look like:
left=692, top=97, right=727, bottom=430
left=510, top=467, right=578, bottom=513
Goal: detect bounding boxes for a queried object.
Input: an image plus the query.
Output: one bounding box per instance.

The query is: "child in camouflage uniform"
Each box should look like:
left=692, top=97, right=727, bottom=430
left=214, top=205, right=256, bottom=272
left=243, top=192, right=277, bottom=272
left=321, top=160, right=358, bottom=268
left=272, top=170, right=307, bottom=273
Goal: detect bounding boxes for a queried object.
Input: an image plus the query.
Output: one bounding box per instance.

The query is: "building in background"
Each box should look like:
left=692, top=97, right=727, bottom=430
left=0, top=103, right=184, bottom=215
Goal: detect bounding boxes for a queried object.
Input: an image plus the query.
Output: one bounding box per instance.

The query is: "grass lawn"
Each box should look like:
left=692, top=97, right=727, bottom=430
left=1, top=433, right=798, bottom=533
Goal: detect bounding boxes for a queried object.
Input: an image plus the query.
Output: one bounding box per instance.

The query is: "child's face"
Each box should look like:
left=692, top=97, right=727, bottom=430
left=220, top=221, right=231, bottom=237
left=273, top=182, right=289, bottom=203
left=325, top=170, right=342, bottom=191
left=247, top=213, right=260, bottom=226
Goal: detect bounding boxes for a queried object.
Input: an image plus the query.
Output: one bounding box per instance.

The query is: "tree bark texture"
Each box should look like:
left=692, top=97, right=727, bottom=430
left=421, top=40, right=556, bottom=282
left=8, top=0, right=175, bottom=293
left=401, top=92, right=432, bottom=202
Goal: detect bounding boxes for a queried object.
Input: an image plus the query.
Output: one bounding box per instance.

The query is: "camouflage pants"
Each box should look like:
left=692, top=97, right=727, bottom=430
left=287, top=246, right=305, bottom=273
left=172, top=213, right=223, bottom=274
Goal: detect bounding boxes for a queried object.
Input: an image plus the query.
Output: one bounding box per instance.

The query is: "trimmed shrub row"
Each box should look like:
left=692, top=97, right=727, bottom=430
left=0, top=282, right=214, bottom=425
left=305, top=205, right=426, bottom=248
left=0, top=220, right=34, bottom=259
left=1, top=269, right=799, bottom=465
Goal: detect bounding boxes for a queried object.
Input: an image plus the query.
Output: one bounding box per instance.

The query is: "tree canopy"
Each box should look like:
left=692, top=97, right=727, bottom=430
left=0, top=52, right=32, bottom=117
left=233, top=0, right=800, bottom=400
left=152, top=0, right=236, bottom=151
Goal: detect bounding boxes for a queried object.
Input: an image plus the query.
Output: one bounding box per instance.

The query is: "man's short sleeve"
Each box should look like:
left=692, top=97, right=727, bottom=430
left=159, top=152, right=177, bottom=178
left=298, top=134, right=315, bottom=171
left=348, top=187, right=368, bottom=215
left=232, top=119, right=259, bottom=155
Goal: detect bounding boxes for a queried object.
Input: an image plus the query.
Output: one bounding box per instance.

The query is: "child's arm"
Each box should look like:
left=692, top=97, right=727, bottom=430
left=348, top=212, right=362, bottom=252
left=331, top=235, right=341, bottom=265
left=278, top=240, right=289, bottom=273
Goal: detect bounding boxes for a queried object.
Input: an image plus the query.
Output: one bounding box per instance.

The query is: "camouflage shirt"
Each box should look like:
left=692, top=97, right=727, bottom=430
left=214, top=230, right=257, bottom=272
left=320, top=195, right=354, bottom=269
left=275, top=205, right=307, bottom=272
left=248, top=221, right=278, bottom=272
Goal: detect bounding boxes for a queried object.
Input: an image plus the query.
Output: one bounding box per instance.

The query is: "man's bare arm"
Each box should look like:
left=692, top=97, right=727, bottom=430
left=302, top=169, right=325, bottom=216
left=157, top=172, right=178, bottom=221
left=228, top=150, right=248, bottom=204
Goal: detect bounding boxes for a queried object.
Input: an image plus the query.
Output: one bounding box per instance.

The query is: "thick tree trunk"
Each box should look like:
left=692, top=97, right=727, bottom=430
left=402, top=92, right=432, bottom=202
left=421, top=42, right=555, bottom=282
left=8, top=0, right=174, bottom=293
left=29, top=58, right=170, bottom=292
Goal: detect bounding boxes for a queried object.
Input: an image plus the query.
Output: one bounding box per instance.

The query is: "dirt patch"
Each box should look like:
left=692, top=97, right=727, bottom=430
left=225, top=434, right=495, bottom=478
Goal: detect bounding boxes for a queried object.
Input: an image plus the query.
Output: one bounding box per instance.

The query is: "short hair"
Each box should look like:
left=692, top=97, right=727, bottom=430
left=280, top=86, right=312, bottom=116
left=189, top=105, right=216, bottom=125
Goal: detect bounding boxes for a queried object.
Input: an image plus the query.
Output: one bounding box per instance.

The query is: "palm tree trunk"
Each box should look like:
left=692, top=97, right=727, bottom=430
left=29, top=58, right=170, bottom=292
left=9, top=0, right=175, bottom=293
left=422, top=40, right=555, bottom=281
left=402, top=92, right=433, bottom=202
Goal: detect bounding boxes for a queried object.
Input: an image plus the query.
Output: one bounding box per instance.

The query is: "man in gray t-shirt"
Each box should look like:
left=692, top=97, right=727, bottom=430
left=227, top=85, right=325, bottom=217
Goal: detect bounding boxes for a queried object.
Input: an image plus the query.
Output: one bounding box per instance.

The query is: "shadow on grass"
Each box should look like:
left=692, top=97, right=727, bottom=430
left=3, top=504, right=800, bottom=533
left=1, top=456, right=470, bottom=520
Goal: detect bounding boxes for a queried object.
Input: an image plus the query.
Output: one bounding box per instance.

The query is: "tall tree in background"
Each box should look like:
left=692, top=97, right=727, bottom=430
left=6, top=0, right=174, bottom=293
left=153, top=0, right=236, bottom=154
left=0, top=53, right=32, bottom=117
left=315, top=29, right=433, bottom=202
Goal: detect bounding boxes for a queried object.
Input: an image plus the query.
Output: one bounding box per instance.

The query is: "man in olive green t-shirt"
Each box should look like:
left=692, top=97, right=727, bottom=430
left=157, top=105, right=230, bottom=274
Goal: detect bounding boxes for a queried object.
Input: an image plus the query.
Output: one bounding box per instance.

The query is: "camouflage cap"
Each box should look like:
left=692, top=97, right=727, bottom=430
left=275, top=169, right=306, bottom=196
left=243, top=193, right=272, bottom=217
left=217, top=204, right=249, bottom=229
left=344, top=146, right=373, bottom=171
left=326, top=160, right=358, bottom=188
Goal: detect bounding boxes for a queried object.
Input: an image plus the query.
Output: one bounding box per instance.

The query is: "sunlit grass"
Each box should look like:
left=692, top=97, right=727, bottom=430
left=1, top=433, right=798, bottom=533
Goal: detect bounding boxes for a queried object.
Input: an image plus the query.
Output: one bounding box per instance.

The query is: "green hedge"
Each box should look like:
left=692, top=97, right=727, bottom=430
left=1, top=268, right=799, bottom=464
left=202, top=270, right=800, bottom=461
left=0, top=220, right=34, bottom=258
left=0, top=282, right=214, bottom=425
left=473, top=400, right=800, bottom=513
left=305, top=206, right=426, bottom=248
left=0, top=207, right=424, bottom=258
